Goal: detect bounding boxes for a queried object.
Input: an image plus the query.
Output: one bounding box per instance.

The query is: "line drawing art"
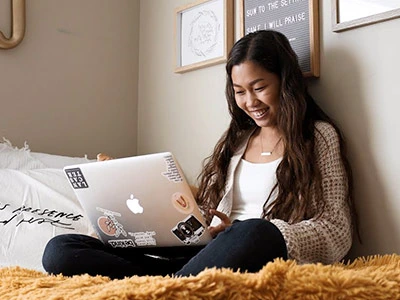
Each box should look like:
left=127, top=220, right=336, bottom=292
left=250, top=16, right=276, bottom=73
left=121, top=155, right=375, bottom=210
left=188, top=10, right=221, bottom=58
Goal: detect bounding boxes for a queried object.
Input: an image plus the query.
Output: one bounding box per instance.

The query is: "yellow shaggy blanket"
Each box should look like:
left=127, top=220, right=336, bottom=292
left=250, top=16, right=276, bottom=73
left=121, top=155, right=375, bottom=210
left=1, top=255, right=399, bottom=300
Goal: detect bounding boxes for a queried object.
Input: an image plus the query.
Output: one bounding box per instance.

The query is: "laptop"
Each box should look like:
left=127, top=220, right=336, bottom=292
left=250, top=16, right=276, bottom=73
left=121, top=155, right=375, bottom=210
left=63, top=152, right=212, bottom=249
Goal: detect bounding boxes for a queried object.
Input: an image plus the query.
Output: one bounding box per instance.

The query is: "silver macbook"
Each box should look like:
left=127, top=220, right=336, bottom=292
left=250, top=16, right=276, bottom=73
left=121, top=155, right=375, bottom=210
left=63, top=152, right=212, bottom=249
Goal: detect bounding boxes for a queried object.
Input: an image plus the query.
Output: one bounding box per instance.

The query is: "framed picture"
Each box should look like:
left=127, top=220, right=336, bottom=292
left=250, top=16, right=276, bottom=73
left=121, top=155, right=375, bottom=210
left=332, top=0, right=400, bottom=32
left=239, top=0, right=320, bottom=77
left=174, top=0, right=234, bottom=74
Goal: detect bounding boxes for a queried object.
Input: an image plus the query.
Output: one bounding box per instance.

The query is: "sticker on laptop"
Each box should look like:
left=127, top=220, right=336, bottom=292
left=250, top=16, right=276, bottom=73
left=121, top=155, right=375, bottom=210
left=171, top=215, right=205, bottom=245
left=96, top=207, right=127, bottom=238
left=108, top=239, right=135, bottom=248
left=64, top=168, right=89, bottom=189
left=161, top=154, right=183, bottom=183
left=171, top=192, right=194, bottom=214
left=128, top=231, right=157, bottom=246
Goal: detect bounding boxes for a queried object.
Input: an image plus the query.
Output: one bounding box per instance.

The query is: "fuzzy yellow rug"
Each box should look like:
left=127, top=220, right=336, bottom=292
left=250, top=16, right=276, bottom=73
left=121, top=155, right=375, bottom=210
left=1, top=255, right=399, bottom=300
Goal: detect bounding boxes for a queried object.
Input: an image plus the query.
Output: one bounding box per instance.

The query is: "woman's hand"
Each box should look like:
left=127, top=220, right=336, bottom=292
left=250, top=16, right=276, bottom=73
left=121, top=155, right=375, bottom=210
left=97, top=153, right=114, bottom=161
left=207, top=209, right=232, bottom=238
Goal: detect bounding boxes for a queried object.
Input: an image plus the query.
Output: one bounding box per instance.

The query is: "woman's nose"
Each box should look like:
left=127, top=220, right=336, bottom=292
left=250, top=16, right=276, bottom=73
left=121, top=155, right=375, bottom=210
left=245, top=91, right=258, bottom=106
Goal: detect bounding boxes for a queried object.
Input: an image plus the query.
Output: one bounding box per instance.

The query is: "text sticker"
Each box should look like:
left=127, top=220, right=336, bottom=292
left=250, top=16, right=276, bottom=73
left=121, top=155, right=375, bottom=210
left=65, top=168, right=89, bottom=189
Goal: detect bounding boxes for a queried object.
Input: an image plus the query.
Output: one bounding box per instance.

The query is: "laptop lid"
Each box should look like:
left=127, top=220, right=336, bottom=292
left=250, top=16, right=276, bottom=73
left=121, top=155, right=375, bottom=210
left=63, top=152, right=212, bottom=249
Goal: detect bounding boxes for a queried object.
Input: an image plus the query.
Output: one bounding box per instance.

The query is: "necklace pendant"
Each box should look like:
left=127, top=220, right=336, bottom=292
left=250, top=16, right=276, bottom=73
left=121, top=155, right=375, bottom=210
left=261, top=151, right=272, bottom=156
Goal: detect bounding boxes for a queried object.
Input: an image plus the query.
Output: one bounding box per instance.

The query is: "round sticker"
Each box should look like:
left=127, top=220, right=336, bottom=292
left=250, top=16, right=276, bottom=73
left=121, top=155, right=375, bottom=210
left=171, top=192, right=194, bottom=214
left=97, top=216, right=117, bottom=236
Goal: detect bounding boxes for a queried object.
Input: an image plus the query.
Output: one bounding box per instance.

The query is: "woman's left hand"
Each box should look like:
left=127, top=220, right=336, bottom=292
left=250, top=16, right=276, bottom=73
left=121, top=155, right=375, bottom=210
left=207, top=209, right=232, bottom=238
left=97, top=153, right=114, bottom=161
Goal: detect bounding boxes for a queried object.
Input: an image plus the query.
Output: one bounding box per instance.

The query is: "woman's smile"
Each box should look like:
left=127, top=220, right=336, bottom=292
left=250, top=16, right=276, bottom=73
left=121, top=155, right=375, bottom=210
left=231, top=61, right=281, bottom=128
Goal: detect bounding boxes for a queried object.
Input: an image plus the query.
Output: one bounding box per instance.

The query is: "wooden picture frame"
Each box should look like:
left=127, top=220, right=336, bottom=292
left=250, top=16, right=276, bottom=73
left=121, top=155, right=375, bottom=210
left=332, top=0, right=400, bottom=32
left=239, top=0, right=320, bottom=78
left=174, top=0, right=234, bottom=74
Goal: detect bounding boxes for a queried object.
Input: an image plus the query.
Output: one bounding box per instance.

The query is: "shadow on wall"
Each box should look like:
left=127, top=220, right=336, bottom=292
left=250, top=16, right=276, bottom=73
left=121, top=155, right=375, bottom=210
left=308, top=47, right=399, bottom=260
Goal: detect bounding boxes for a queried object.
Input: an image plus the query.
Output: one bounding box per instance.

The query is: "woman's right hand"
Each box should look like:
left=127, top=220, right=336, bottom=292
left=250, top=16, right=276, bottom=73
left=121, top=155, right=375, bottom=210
left=207, top=209, right=232, bottom=238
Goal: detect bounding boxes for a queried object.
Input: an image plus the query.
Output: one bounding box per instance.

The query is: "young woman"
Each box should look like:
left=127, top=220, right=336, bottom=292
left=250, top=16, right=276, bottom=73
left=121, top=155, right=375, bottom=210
left=42, top=30, right=357, bottom=279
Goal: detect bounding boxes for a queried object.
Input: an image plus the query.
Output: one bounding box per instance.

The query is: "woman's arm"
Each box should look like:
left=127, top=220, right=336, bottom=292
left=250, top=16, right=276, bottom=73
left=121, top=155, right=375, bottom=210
left=269, top=122, right=352, bottom=264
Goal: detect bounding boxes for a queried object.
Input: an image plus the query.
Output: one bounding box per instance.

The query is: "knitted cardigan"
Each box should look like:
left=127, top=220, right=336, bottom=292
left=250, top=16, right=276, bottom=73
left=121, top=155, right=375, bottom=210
left=209, top=121, right=352, bottom=264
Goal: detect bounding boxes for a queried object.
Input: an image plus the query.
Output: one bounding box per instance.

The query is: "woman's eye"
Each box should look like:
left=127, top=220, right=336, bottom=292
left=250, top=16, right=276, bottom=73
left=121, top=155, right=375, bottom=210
left=235, top=90, right=245, bottom=95
left=255, top=86, right=265, bottom=92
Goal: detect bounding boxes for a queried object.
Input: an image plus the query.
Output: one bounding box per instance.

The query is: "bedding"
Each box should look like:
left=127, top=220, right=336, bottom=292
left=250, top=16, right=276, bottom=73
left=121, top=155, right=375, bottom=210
left=0, top=139, right=96, bottom=271
left=0, top=254, right=399, bottom=299
left=0, top=139, right=47, bottom=170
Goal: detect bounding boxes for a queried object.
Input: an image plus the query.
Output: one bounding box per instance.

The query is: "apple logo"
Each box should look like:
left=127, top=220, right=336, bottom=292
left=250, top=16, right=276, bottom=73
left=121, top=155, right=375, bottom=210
left=126, top=194, right=144, bottom=214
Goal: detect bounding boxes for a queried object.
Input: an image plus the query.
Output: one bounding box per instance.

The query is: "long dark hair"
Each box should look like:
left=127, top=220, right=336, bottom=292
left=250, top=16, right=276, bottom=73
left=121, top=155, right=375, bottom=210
left=196, top=30, right=357, bottom=234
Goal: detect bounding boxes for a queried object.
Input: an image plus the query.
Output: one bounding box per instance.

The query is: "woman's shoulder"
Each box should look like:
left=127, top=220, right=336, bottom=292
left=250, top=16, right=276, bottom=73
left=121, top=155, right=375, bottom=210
left=313, top=121, right=341, bottom=155
left=314, top=121, right=336, bottom=135
left=314, top=121, right=340, bottom=142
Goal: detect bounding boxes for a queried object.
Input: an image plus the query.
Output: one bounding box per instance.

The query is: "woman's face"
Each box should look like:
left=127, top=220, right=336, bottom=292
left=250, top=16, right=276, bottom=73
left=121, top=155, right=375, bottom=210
left=231, top=61, right=281, bottom=128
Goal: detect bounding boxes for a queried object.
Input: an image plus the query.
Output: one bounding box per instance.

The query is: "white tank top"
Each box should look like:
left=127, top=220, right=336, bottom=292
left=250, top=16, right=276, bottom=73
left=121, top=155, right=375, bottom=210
left=230, top=158, right=281, bottom=221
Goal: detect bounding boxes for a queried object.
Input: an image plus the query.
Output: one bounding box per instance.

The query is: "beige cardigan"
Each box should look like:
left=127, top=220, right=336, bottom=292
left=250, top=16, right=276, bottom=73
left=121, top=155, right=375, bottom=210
left=209, top=122, right=352, bottom=264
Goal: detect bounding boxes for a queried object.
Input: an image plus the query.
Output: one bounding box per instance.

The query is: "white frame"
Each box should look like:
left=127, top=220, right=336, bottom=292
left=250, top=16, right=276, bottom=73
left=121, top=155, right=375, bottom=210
left=174, top=0, right=233, bottom=74
left=332, top=0, right=400, bottom=32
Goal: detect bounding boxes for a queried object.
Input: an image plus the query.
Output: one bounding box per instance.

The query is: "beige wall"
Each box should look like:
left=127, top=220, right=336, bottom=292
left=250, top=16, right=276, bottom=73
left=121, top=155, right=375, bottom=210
left=138, top=1, right=400, bottom=259
left=138, top=0, right=231, bottom=183
left=309, top=3, right=400, bottom=259
left=1, top=0, right=399, bottom=260
left=0, top=0, right=140, bottom=158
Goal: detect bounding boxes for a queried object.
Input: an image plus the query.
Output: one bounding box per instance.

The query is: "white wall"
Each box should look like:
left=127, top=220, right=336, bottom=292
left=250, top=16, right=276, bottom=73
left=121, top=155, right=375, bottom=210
left=0, top=0, right=140, bottom=158
left=138, top=0, right=400, bottom=259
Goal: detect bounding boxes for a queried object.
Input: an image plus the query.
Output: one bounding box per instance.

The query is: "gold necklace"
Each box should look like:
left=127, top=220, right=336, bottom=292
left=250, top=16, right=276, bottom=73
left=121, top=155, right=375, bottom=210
left=260, top=135, right=282, bottom=156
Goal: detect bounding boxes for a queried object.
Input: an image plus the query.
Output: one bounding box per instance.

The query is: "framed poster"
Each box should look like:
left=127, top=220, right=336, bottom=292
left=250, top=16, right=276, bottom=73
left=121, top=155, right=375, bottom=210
left=332, top=0, right=400, bottom=32
left=174, top=0, right=234, bottom=73
left=239, top=0, right=320, bottom=77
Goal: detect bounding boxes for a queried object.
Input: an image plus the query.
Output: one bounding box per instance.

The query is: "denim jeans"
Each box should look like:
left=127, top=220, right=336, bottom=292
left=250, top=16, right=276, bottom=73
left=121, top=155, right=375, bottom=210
left=42, top=219, right=287, bottom=279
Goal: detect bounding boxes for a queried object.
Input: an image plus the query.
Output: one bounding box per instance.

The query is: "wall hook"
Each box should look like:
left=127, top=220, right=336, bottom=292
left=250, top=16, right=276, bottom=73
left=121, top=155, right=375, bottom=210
left=0, top=0, right=26, bottom=49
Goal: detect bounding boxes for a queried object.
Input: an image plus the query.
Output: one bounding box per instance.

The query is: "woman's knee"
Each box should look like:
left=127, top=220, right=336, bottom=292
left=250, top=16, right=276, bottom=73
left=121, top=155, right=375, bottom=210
left=42, top=234, right=96, bottom=274
left=222, top=219, right=287, bottom=258
left=228, top=218, right=280, bottom=237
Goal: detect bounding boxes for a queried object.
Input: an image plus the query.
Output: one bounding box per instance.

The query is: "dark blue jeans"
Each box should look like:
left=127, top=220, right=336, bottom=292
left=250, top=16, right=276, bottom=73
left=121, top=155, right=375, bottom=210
left=42, top=219, right=287, bottom=279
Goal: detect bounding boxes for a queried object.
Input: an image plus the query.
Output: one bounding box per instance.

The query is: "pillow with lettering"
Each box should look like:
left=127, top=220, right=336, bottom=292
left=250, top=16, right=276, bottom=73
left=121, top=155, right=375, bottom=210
left=0, top=168, right=95, bottom=271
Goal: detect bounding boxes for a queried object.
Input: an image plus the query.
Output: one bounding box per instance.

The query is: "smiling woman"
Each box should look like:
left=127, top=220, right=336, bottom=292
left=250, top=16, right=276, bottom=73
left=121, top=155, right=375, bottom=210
left=231, top=61, right=281, bottom=131
left=0, top=0, right=26, bottom=49
left=41, top=30, right=358, bottom=280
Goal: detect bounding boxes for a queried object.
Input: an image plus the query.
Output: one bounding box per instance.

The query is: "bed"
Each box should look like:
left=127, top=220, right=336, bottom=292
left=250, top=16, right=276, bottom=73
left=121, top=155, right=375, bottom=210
left=1, top=139, right=399, bottom=300
left=0, top=138, right=96, bottom=271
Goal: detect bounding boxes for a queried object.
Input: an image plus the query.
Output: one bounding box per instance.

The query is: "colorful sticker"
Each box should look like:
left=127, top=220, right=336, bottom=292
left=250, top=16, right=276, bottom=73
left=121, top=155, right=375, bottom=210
left=171, top=215, right=205, bottom=245
left=64, top=168, right=89, bottom=189
left=96, top=207, right=127, bottom=238
left=171, top=192, right=194, bottom=214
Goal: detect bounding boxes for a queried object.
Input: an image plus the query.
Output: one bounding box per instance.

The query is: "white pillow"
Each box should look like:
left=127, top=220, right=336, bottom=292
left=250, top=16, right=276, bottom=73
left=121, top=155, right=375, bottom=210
left=0, top=168, right=96, bottom=271
left=1, top=137, right=94, bottom=170
left=30, top=152, right=93, bottom=169
left=0, top=139, right=47, bottom=170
